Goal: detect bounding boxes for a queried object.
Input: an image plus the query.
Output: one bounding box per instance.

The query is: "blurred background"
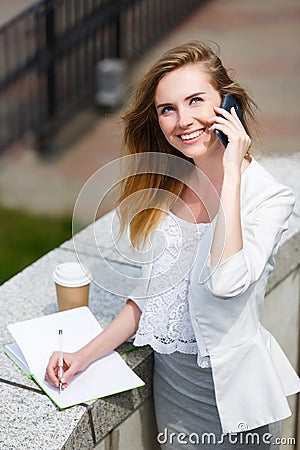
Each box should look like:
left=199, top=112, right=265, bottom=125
left=0, top=0, right=299, bottom=285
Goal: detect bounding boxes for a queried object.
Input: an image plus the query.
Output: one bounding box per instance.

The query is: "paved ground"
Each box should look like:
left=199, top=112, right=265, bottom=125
left=0, top=0, right=299, bottom=222
left=0, top=0, right=35, bottom=26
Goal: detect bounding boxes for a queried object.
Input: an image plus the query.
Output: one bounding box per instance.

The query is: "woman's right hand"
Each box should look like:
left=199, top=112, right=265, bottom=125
left=44, top=301, right=141, bottom=389
left=44, top=349, right=90, bottom=389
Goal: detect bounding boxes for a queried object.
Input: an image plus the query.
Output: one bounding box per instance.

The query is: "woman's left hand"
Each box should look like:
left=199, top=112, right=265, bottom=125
left=208, top=106, right=251, bottom=172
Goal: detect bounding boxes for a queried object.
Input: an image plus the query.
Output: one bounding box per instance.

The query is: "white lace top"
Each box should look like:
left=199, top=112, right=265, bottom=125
left=134, top=212, right=212, bottom=368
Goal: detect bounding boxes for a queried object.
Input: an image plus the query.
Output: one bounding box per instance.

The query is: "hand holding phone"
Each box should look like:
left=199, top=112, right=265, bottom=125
left=214, top=94, right=243, bottom=148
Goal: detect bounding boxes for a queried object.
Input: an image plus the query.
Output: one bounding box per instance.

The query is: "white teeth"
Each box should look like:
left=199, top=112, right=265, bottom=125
left=180, top=129, right=205, bottom=140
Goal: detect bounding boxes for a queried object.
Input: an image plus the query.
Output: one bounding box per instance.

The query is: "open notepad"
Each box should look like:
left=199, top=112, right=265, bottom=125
left=4, top=307, right=144, bottom=409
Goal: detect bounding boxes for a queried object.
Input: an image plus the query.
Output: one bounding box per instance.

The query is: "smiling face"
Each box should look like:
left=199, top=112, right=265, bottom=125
left=155, top=63, right=223, bottom=162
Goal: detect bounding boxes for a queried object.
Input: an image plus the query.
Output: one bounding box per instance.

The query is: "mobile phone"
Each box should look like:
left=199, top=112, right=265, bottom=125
left=214, top=94, right=243, bottom=148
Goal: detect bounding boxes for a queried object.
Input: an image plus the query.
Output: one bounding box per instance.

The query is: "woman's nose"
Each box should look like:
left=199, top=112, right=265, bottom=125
left=177, top=108, right=193, bottom=128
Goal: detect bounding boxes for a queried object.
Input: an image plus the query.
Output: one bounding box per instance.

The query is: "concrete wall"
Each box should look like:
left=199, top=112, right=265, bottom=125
left=262, top=269, right=300, bottom=450
left=94, top=397, right=159, bottom=450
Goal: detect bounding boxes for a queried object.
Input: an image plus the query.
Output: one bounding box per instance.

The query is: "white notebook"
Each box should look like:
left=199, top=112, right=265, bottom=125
left=4, top=307, right=144, bottom=409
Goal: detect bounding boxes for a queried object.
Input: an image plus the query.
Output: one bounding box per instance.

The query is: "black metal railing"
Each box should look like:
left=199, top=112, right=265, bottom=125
left=0, top=0, right=203, bottom=153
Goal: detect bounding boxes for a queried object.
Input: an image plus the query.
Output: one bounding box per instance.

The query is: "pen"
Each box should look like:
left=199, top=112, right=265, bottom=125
left=58, top=329, right=63, bottom=393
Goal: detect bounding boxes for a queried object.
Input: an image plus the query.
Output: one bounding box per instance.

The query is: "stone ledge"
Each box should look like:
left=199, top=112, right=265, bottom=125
left=0, top=381, right=91, bottom=450
left=0, top=244, right=152, bottom=449
left=267, top=230, right=300, bottom=293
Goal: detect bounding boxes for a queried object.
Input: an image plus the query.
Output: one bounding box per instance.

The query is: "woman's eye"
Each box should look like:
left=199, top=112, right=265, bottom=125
left=191, top=97, right=203, bottom=104
left=161, top=105, right=175, bottom=114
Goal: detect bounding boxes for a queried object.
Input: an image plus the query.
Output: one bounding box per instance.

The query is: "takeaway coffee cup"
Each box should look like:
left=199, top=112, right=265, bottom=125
left=53, top=262, right=91, bottom=311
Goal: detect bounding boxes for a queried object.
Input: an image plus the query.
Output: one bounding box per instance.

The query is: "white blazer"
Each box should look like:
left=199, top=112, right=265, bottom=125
left=129, top=157, right=300, bottom=434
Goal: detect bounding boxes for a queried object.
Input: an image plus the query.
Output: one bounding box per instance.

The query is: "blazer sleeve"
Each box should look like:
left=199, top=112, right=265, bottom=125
left=203, top=183, right=295, bottom=299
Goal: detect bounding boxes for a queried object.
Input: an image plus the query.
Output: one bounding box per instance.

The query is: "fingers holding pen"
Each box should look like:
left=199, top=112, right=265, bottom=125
left=44, top=351, right=58, bottom=387
left=44, top=351, right=71, bottom=388
left=44, top=350, right=89, bottom=389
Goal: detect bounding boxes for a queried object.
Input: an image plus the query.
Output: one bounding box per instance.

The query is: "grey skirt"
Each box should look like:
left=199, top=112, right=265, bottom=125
left=153, top=352, right=282, bottom=450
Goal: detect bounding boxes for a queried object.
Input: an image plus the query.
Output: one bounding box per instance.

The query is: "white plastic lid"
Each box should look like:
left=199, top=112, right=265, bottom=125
left=52, top=262, right=91, bottom=287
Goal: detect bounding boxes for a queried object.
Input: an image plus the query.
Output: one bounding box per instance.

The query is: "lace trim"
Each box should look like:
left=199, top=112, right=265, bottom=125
left=197, top=354, right=211, bottom=368
left=133, top=335, right=211, bottom=368
left=134, top=333, right=198, bottom=355
left=135, top=213, right=211, bottom=364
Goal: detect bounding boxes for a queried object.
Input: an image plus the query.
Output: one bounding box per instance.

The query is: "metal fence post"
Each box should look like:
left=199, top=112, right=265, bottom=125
left=45, top=0, right=56, bottom=118
left=115, top=11, right=121, bottom=58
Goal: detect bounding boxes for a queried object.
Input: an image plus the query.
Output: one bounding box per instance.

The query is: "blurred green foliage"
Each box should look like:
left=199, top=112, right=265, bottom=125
left=0, top=205, right=72, bottom=285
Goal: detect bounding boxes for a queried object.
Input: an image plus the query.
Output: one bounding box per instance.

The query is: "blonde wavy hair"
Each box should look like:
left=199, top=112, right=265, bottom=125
left=116, top=41, right=257, bottom=248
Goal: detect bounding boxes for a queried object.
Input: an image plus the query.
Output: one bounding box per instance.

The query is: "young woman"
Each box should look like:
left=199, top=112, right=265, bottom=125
left=45, top=42, right=300, bottom=449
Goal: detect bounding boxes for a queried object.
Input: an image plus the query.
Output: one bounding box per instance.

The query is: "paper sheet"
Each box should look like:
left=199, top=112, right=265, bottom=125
left=7, top=307, right=144, bottom=408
